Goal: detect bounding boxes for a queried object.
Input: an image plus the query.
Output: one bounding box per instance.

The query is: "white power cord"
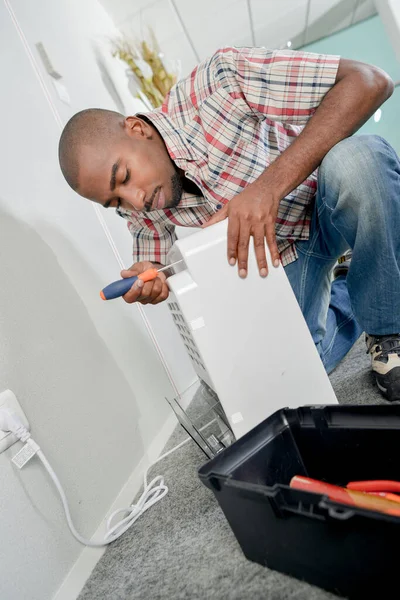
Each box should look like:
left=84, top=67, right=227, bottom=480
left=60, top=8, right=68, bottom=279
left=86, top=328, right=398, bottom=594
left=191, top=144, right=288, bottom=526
left=0, top=408, right=213, bottom=547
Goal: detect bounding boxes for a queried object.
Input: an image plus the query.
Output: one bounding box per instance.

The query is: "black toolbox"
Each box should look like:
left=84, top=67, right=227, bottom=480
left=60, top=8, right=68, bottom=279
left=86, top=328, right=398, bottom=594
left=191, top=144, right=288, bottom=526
left=198, top=405, right=400, bottom=599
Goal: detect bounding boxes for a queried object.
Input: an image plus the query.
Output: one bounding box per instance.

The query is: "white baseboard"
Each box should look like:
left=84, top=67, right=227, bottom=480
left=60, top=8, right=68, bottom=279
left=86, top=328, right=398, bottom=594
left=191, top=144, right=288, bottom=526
left=53, top=409, right=181, bottom=600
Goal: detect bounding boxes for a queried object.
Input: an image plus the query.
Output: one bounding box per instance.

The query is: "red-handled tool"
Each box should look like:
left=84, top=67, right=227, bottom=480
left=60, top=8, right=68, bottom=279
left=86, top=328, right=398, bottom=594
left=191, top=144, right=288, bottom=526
left=347, top=480, right=400, bottom=493
left=366, top=492, right=400, bottom=504
left=290, top=476, right=400, bottom=517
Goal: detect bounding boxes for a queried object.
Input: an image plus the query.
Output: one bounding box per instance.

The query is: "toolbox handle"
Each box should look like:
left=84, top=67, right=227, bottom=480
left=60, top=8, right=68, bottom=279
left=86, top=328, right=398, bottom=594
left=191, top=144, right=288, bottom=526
left=327, top=506, right=354, bottom=520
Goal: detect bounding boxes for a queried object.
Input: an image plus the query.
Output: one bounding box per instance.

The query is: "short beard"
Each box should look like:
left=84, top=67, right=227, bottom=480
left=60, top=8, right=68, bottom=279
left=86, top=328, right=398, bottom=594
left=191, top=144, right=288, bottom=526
left=143, top=171, right=183, bottom=213
left=168, top=171, right=183, bottom=209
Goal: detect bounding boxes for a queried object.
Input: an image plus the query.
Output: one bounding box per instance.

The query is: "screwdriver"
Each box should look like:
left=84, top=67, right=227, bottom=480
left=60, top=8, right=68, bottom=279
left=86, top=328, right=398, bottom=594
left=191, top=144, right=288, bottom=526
left=100, top=260, right=183, bottom=301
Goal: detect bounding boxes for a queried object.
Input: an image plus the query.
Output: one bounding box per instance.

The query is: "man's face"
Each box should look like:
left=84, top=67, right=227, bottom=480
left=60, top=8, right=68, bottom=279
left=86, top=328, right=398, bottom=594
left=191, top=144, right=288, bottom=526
left=76, top=117, right=183, bottom=213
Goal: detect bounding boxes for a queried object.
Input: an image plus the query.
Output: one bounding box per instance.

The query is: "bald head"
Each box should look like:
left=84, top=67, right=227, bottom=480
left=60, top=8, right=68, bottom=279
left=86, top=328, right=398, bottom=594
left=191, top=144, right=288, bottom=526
left=58, top=108, right=125, bottom=191
left=58, top=108, right=182, bottom=213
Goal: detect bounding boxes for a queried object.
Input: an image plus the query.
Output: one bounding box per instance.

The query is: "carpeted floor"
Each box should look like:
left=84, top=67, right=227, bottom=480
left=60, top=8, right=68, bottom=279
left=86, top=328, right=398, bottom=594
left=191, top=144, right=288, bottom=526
left=79, top=336, right=388, bottom=600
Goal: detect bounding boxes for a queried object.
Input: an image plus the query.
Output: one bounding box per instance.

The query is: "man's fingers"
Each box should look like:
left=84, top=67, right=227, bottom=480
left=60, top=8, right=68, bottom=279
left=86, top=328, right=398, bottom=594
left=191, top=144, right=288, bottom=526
left=123, top=279, right=156, bottom=304
left=148, top=277, right=163, bottom=299
left=253, top=225, right=268, bottom=277
left=138, top=280, right=160, bottom=304
left=121, top=261, right=154, bottom=279
left=236, top=223, right=251, bottom=278
left=227, top=213, right=240, bottom=266
left=265, top=223, right=280, bottom=268
left=120, top=259, right=169, bottom=305
left=202, top=204, right=228, bottom=228
left=122, top=280, right=144, bottom=304
left=142, top=281, right=169, bottom=305
left=121, top=269, right=140, bottom=279
left=151, top=285, right=170, bottom=305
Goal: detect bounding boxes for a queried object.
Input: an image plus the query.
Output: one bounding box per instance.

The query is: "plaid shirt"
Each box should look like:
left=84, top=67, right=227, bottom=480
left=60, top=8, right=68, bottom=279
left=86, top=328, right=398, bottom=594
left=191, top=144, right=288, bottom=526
left=118, top=46, right=340, bottom=265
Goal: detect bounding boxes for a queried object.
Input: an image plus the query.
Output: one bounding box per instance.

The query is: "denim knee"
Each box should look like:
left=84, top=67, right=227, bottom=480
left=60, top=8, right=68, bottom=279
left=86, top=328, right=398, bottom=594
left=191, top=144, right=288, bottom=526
left=321, top=135, right=391, bottom=180
left=319, top=135, right=397, bottom=211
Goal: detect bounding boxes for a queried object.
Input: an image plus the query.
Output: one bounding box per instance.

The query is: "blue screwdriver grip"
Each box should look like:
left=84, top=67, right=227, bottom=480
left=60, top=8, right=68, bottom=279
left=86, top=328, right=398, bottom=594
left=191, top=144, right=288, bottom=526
left=101, top=276, right=139, bottom=300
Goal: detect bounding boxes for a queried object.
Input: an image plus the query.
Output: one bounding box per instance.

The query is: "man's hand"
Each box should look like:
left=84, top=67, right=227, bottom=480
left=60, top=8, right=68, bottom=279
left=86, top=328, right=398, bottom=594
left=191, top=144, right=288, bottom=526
left=204, top=59, right=393, bottom=280
left=203, top=181, right=280, bottom=278
left=120, top=261, right=169, bottom=305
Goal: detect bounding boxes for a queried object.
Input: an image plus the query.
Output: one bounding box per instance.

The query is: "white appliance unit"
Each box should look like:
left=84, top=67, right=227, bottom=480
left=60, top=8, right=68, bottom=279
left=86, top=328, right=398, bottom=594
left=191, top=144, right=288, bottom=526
left=166, top=221, right=337, bottom=454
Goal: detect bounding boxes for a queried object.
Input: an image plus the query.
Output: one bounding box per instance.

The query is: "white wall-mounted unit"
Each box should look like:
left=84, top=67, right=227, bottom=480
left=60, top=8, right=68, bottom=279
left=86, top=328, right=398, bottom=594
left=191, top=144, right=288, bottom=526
left=166, top=221, right=338, bottom=440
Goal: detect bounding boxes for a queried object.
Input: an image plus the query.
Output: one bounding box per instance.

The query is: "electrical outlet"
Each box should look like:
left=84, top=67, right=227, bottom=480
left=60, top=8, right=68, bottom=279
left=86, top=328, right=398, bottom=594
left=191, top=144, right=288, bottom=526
left=0, top=390, right=30, bottom=454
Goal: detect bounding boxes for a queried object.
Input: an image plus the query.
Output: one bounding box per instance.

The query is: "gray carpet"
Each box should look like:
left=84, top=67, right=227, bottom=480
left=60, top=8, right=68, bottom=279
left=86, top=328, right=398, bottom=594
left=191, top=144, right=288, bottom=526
left=79, top=337, right=388, bottom=600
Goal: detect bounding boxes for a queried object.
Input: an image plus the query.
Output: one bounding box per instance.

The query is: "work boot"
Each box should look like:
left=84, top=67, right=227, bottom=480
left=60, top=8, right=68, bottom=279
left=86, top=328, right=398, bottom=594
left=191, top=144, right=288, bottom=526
left=333, top=249, right=352, bottom=279
left=366, top=334, right=400, bottom=401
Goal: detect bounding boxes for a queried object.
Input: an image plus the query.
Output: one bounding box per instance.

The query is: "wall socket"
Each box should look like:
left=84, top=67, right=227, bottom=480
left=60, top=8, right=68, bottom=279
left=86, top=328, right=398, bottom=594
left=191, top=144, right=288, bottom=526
left=0, top=390, right=30, bottom=454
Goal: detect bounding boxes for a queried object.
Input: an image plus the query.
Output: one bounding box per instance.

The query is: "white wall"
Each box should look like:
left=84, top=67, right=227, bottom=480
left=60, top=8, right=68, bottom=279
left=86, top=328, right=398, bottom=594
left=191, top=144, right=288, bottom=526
left=375, top=0, right=400, bottom=65
left=0, top=0, right=194, bottom=598
left=10, top=0, right=196, bottom=409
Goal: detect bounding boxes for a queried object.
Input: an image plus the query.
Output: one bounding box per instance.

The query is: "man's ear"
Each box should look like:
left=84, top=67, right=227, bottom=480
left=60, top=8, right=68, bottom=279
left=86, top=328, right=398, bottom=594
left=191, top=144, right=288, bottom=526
left=124, top=116, right=152, bottom=139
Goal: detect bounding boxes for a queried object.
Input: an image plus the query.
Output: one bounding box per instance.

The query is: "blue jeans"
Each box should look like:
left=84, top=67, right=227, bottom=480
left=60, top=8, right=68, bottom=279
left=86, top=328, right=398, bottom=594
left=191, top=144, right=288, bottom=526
left=284, top=135, right=400, bottom=374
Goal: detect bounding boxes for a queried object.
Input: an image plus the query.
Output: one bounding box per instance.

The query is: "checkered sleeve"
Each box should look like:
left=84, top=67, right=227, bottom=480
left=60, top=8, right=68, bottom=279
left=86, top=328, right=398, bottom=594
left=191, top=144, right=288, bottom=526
left=216, top=47, right=340, bottom=124
left=126, top=216, right=177, bottom=265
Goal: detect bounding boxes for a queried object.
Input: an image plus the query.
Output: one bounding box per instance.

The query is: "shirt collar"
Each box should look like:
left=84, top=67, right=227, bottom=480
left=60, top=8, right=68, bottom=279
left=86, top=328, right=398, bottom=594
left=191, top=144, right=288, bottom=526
left=116, top=189, right=205, bottom=223
left=137, top=109, right=197, bottom=165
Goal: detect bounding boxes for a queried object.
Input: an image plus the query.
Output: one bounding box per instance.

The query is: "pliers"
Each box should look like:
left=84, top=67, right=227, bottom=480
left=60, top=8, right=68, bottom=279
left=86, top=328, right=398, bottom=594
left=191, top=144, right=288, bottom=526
left=347, top=480, right=400, bottom=504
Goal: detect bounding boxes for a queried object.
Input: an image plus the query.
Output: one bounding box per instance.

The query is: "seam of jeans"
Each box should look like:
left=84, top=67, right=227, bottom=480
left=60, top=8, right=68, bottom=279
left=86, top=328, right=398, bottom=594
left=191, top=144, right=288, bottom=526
left=296, top=243, right=337, bottom=262
left=320, top=313, right=356, bottom=362
left=297, top=199, right=349, bottom=261
left=298, top=226, right=322, bottom=310
left=318, top=193, right=351, bottom=252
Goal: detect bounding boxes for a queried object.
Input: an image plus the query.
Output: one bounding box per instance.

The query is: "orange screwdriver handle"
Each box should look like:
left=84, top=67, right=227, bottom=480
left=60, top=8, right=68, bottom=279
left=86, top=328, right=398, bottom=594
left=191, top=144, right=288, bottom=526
left=100, top=268, right=160, bottom=300
left=138, top=268, right=160, bottom=283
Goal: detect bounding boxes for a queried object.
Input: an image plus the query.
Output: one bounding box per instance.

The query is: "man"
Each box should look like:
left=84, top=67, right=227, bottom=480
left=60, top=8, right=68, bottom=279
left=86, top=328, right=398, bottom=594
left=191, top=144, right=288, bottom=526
left=59, top=46, right=400, bottom=400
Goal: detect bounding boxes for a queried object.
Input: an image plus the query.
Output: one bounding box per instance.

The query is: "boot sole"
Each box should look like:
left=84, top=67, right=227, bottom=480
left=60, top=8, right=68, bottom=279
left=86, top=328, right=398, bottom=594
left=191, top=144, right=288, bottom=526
left=375, top=367, right=400, bottom=402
